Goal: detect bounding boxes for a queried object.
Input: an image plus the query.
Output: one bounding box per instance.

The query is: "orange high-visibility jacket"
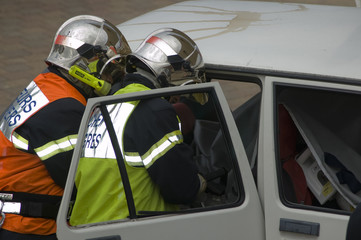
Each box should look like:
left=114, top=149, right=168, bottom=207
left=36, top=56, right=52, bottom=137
left=0, top=67, right=86, bottom=235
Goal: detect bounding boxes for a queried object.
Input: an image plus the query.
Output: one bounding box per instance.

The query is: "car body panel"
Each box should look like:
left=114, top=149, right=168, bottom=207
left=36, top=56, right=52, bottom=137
left=117, top=0, right=361, bottom=81
left=260, top=76, right=360, bottom=239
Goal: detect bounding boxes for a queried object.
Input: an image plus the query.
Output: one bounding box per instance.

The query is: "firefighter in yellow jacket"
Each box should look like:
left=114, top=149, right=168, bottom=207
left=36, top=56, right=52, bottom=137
left=0, top=15, right=130, bottom=239
left=70, top=28, right=207, bottom=226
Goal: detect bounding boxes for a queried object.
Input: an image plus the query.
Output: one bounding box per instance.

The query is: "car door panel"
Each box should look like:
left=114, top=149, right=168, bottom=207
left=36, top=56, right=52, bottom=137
left=57, top=82, right=264, bottom=240
left=261, top=77, right=355, bottom=240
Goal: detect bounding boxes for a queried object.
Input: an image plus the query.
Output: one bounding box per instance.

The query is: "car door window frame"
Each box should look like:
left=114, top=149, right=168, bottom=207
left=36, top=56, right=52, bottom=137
left=58, top=81, right=259, bottom=229
left=274, top=81, right=361, bottom=215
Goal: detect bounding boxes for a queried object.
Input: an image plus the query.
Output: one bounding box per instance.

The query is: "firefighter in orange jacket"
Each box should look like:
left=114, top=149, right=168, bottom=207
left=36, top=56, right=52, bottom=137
left=0, top=15, right=130, bottom=239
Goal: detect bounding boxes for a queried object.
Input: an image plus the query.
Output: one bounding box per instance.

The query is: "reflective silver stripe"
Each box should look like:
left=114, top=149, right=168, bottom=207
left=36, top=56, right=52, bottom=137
left=55, top=35, right=84, bottom=50
left=0, top=81, right=48, bottom=141
left=124, top=154, right=142, bottom=163
left=0, top=193, right=13, bottom=201
left=35, top=135, right=78, bottom=160
left=142, top=131, right=183, bottom=168
left=147, top=36, right=177, bottom=56
left=12, top=132, right=29, bottom=151
left=124, top=153, right=143, bottom=167
left=2, top=202, right=21, bottom=214
left=123, top=133, right=182, bottom=168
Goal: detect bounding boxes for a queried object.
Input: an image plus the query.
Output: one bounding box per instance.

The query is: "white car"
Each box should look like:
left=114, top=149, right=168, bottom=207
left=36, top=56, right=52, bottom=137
left=57, top=1, right=361, bottom=239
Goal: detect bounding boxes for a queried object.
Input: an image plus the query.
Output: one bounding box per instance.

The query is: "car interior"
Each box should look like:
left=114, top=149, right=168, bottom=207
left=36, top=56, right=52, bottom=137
left=276, top=85, right=361, bottom=213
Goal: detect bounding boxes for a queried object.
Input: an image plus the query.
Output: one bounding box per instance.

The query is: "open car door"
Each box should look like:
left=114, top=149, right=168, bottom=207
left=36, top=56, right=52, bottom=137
left=261, top=77, right=355, bottom=240
left=56, top=82, right=264, bottom=240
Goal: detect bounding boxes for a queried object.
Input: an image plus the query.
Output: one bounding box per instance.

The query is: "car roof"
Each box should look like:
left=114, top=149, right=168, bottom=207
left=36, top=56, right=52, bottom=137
left=117, top=1, right=361, bottom=82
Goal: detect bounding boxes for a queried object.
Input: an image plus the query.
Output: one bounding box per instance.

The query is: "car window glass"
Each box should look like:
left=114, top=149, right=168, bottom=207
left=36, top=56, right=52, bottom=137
left=213, top=79, right=261, bottom=171
left=276, top=85, right=361, bottom=213
left=68, top=85, right=249, bottom=227
left=212, top=79, right=261, bottom=111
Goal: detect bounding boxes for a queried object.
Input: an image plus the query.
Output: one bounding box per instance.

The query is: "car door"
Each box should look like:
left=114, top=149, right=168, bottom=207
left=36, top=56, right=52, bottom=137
left=261, top=76, right=358, bottom=240
left=56, top=82, right=265, bottom=240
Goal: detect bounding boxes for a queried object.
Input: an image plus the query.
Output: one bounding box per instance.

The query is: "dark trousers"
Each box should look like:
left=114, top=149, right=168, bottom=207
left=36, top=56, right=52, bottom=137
left=0, top=229, right=57, bottom=240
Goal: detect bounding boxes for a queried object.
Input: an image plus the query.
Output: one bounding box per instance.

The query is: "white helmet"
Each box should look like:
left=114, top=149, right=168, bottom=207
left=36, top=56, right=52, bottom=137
left=46, top=15, right=131, bottom=92
left=128, top=28, right=205, bottom=88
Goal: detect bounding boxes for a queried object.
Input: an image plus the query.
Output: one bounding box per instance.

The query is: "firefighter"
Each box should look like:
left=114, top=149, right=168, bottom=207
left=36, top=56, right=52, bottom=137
left=0, top=15, right=130, bottom=239
left=69, top=28, right=207, bottom=226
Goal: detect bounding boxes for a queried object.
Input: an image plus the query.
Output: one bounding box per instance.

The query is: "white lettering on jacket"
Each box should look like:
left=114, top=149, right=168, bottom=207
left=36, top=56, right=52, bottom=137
left=0, top=81, right=49, bottom=141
